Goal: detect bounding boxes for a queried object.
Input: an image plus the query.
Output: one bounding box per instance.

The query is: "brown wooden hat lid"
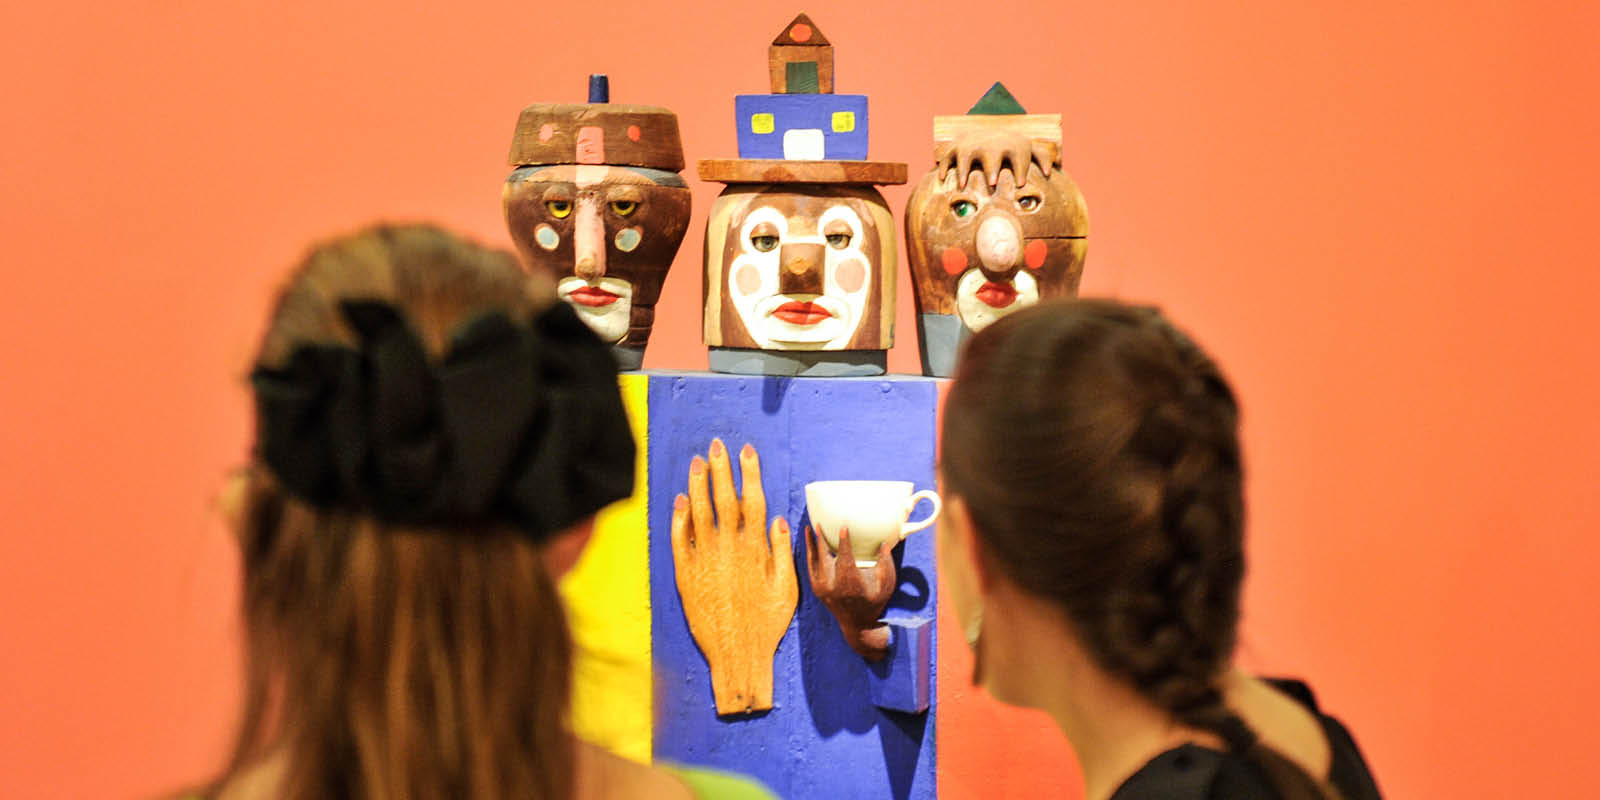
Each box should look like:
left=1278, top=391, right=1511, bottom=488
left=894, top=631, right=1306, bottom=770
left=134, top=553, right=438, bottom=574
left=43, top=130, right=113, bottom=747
left=697, top=158, right=907, bottom=185
left=507, top=103, right=685, bottom=171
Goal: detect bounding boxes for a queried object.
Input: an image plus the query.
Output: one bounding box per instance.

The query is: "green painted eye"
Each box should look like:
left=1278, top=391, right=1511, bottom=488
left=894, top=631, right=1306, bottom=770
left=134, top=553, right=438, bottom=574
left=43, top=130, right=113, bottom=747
left=547, top=200, right=572, bottom=219
left=610, top=200, right=637, bottom=216
left=1017, top=196, right=1042, bottom=211
left=951, top=200, right=976, bottom=218
left=751, top=234, right=779, bottom=252
left=825, top=232, right=851, bottom=249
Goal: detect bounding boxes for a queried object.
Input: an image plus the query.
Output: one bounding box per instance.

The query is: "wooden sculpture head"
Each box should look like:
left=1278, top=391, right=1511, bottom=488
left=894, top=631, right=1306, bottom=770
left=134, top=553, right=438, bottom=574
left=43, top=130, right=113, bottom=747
left=905, top=130, right=1087, bottom=334
left=504, top=164, right=690, bottom=345
left=503, top=88, right=691, bottom=367
left=704, top=185, right=895, bottom=351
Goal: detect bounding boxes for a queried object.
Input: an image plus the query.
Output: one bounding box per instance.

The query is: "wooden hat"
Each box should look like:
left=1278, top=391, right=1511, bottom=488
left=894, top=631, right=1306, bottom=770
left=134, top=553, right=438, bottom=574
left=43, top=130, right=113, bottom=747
left=507, top=75, right=685, bottom=172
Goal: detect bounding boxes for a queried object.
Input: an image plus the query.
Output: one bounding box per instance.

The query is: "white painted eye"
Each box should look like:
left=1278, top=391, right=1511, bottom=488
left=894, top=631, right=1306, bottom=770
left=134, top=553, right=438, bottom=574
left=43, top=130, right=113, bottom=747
left=818, top=205, right=864, bottom=248
left=738, top=206, right=788, bottom=253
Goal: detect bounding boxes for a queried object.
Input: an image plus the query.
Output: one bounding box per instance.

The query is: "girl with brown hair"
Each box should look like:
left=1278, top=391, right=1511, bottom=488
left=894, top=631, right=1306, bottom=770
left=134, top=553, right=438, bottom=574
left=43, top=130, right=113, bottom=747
left=202, top=224, right=773, bottom=800
left=938, top=299, right=1382, bottom=800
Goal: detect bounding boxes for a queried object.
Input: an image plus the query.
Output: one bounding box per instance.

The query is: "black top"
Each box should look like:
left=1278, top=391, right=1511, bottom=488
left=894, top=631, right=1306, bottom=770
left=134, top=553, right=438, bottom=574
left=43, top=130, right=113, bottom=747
left=1110, top=679, right=1381, bottom=800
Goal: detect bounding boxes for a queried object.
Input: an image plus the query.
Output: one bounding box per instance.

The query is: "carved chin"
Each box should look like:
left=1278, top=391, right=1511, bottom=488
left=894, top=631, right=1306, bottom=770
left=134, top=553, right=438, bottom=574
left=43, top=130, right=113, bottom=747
left=955, top=269, right=1039, bottom=332
left=558, top=276, right=633, bottom=343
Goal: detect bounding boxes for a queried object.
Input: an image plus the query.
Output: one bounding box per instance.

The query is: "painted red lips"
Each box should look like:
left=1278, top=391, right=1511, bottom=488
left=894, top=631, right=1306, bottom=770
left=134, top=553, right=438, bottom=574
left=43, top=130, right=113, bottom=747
left=568, top=286, right=621, bottom=307
left=976, top=281, right=1018, bottom=309
left=771, top=301, right=833, bottom=325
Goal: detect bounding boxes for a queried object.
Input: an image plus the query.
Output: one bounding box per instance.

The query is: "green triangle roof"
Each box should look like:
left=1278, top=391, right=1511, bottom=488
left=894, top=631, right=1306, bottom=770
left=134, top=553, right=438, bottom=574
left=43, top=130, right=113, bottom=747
left=968, top=82, right=1027, bottom=115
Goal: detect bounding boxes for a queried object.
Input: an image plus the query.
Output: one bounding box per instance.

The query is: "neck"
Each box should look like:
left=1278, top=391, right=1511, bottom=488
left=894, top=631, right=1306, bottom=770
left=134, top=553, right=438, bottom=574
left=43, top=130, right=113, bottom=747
left=983, top=590, right=1219, bottom=800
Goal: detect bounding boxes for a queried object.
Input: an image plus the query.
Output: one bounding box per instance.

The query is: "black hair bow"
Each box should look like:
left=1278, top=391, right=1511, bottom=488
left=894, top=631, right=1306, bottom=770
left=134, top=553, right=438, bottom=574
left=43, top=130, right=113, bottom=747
left=249, top=300, right=635, bottom=541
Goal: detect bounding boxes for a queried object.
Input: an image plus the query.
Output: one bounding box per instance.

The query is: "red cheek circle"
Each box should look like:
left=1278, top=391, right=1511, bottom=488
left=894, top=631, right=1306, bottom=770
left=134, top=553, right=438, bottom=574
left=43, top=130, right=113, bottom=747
left=627, top=125, right=641, bottom=142
left=735, top=264, right=762, bottom=296
left=538, top=123, right=554, bottom=142
left=1024, top=239, right=1048, bottom=270
left=940, top=247, right=968, bottom=275
left=834, top=258, right=867, bottom=293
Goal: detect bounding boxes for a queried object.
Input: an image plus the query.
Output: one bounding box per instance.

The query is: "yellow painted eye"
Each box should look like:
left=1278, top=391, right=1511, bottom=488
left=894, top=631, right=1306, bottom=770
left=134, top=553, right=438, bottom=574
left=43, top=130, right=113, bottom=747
left=1018, top=196, right=1042, bottom=211
left=951, top=200, right=976, bottom=218
left=751, top=234, right=779, bottom=252
left=610, top=200, right=637, bottom=216
left=547, top=200, right=572, bottom=218
left=825, top=232, right=851, bottom=249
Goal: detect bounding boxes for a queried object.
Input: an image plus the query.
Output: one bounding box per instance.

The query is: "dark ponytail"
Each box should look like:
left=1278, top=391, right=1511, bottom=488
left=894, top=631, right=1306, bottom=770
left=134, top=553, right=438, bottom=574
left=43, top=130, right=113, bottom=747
left=943, top=300, right=1340, bottom=800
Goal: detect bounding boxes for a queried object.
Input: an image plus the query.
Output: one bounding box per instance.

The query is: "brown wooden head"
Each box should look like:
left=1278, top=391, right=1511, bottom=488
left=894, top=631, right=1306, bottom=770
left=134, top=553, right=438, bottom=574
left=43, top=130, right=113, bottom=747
left=703, top=184, right=896, bottom=351
left=905, top=116, right=1088, bottom=335
left=503, top=101, right=690, bottom=355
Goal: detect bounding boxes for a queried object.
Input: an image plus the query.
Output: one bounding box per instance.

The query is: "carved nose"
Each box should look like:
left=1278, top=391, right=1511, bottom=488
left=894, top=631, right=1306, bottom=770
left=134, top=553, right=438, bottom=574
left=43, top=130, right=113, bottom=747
left=976, top=214, right=1022, bottom=274
left=778, top=242, right=826, bottom=295
left=574, top=199, right=606, bottom=281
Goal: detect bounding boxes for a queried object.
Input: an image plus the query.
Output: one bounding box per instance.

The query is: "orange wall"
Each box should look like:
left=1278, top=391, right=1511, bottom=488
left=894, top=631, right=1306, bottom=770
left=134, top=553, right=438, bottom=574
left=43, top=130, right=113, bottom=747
left=2, top=1, right=1596, bottom=797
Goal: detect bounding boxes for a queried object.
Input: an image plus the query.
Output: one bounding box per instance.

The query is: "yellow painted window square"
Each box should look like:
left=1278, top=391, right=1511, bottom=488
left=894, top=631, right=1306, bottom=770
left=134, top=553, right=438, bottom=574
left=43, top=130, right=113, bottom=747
left=831, top=111, right=856, bottom=133
left=751, top=113, right=775, bottom=135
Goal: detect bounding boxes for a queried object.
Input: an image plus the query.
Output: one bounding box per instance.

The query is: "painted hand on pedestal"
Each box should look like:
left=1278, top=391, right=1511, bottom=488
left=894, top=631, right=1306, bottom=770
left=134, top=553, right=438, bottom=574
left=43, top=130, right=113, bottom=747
left=671, top=439, right=798, bottom=716
left=806, top=525, right=896, bottom=662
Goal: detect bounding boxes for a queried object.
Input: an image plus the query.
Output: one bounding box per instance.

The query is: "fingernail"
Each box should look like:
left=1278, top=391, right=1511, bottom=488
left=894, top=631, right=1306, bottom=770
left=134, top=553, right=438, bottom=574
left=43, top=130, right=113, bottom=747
left=675, top=495, right=687, bottom=512
left=741, top=443, right=756, bottom=459
left=690, top=458, right=705, bottom=475
left=710, top=439, right=725, bottom=456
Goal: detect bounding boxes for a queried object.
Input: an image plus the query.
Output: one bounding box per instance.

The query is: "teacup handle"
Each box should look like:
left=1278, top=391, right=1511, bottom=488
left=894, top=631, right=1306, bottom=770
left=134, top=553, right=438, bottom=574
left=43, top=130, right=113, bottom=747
left=899, top=489, right=943, bottom=540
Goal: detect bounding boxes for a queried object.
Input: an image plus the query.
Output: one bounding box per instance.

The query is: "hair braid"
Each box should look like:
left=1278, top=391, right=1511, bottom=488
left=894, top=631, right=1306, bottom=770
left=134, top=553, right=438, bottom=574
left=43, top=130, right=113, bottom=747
left=944, top=300, right=1343, bottom=800
left=1084, top=312, right=1248, bottom=739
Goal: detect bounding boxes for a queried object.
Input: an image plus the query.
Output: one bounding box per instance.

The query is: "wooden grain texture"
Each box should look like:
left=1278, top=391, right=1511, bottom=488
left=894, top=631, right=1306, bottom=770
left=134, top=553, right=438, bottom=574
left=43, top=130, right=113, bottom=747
left=698, top=158, right=906, bottom=185
left=670, top=439, right=798, bottom=716
left=806, top=524, right=896, bottom=661
left=904, top=162, right=1088, bottom=318
left=503, top=166, right=691, bottom=349
left=508, top=104, right=684, bottom=170
left=934, top=113, right=1062, bottom=146
left=769, top=45, right=834, bottom=94
left=702, top=184, right=897, bottom=351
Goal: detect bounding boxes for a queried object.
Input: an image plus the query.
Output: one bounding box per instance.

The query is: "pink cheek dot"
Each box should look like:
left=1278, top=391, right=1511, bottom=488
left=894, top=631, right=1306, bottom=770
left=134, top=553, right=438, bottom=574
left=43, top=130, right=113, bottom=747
left=627, top=125, right=641, bottom=142
left=835, top=258, right=866, bottom=293
left=1024, top=239, right=1048, bottom=270
left=538, top=123, right=554, bottom=142
left=940, top=247, right=968, bottom=276
left=735, top=264, right=762, bottom=296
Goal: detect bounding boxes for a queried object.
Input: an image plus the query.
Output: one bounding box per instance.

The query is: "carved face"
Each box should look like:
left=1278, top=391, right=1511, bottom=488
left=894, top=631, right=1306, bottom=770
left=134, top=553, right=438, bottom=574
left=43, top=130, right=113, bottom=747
left=905, top=163, right=1087, bottom=332
left=704, top=185, right=895, bottom=351
left=503, top=164, right=690, bottom=346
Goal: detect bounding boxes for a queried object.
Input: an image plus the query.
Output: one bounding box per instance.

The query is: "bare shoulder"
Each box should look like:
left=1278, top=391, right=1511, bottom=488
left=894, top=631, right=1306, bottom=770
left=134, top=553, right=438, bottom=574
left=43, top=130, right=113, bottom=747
left=1226, top=672, right=1333, bottom=781
left=574, top=741, right=695, bottom=800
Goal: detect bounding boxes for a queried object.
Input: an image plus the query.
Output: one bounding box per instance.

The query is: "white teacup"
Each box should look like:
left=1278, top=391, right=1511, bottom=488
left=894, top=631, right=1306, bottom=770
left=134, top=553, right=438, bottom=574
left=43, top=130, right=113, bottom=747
left=804, top=480, right=942, bottom=566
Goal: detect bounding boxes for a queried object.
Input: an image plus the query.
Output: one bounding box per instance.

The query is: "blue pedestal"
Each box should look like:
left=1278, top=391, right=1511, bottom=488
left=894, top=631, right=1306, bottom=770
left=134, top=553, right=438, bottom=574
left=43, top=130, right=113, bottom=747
left=647, top=372, right=939, bottom=800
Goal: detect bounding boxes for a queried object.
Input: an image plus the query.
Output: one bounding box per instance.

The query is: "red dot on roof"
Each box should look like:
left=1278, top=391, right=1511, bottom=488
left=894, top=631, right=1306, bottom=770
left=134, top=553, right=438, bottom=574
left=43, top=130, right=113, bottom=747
left=791, top=23, right=812, bottom=42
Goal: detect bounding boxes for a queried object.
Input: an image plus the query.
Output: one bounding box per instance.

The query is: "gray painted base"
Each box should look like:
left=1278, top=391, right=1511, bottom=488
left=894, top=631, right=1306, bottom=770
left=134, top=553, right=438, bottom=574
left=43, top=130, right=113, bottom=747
left=707, top=347, right=887, bottom=377
left=612, top=345, right=645, bottom=372
left=916, top=313, right=971, bottom=377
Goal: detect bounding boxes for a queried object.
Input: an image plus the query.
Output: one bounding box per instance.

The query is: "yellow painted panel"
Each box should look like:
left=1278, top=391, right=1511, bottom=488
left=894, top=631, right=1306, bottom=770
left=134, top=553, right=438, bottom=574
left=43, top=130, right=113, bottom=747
left=831, top=110, right=855, bottom=133
left=751, top=112, right=775, bottom=134
left=559, top=373, right=651, bottom=763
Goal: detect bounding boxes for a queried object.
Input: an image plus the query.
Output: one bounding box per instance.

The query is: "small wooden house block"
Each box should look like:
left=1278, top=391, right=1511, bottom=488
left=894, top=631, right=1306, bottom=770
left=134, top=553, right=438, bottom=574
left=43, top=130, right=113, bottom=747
left=768, top=13, right=833, bottom=94
left=735, top=93, right=868, bottom=159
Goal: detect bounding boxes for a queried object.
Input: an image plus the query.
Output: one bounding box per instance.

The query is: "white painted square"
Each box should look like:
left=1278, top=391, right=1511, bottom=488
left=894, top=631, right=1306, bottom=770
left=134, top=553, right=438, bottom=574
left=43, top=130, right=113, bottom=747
left=782, top=128, right=826, bottom=160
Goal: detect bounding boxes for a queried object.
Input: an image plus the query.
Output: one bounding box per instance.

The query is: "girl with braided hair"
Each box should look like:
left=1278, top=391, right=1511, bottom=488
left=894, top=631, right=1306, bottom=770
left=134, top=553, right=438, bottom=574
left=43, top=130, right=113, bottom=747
left=196, top=225, right=773, bottom=800
left=939, top=299, right=1381, bottom=800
